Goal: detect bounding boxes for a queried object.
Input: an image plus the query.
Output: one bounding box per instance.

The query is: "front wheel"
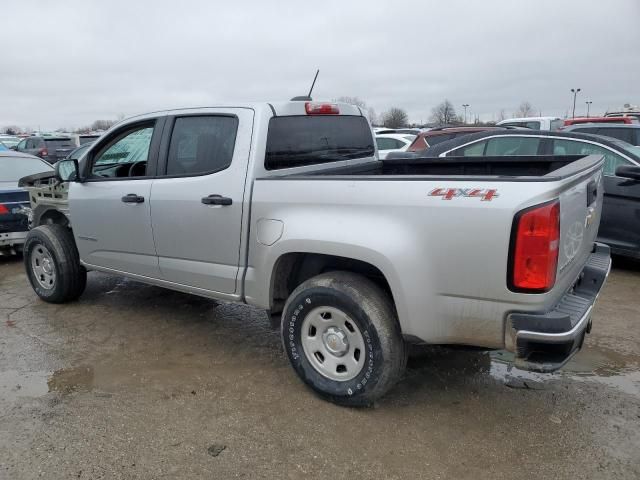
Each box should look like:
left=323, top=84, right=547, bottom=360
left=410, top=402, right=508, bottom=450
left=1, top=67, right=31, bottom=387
left=23, top=224, right=87, bottom=303
left=281, top=272, right=406, bottom=406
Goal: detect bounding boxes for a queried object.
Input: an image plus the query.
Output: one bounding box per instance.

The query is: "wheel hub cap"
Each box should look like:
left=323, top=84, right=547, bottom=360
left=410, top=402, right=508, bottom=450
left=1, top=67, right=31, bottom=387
left=31, top=245, right=56, bottom=290
left=42, top=258, right=53, bottom=275
left=300, top=306, right=366, bottom=382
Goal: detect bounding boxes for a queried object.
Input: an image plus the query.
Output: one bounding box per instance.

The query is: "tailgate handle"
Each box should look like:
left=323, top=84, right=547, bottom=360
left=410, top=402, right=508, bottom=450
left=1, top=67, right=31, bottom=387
left=586, top=180, right=597, bottom=206
left=202, top=194, right=232, bottom=206
left=121, top=193, right=145, bottom=203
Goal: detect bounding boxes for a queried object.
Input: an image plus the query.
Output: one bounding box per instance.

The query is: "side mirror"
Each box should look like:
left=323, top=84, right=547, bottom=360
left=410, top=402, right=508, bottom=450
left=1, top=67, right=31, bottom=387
left=54, top=158, right=81, bottom=182
left=615, top=165, right=640, bottom=181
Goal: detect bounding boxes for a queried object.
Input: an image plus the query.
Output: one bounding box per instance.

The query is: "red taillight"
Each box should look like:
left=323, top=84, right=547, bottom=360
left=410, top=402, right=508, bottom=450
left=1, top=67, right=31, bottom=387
left=0, top=204, right=8, bottom=214
left=510, top=200, right=560, bottom=292
left=305, top=102, right=340, bottom=115
left=38, top=148, right=48, bottom=157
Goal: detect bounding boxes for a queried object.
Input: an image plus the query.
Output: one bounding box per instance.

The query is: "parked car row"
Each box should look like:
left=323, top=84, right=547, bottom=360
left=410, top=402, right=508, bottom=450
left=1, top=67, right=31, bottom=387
left=3, top=133, right=101, bottom=164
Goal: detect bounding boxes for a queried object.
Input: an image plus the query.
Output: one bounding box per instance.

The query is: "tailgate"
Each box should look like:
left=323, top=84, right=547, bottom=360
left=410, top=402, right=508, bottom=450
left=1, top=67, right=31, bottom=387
left=554, top=160, right=604, bottom=292
left=0, top=189, right=30, bottom=233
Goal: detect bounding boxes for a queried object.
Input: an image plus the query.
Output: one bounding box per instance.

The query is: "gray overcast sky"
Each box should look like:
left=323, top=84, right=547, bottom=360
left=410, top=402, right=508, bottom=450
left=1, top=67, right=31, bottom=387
left=1, top=0, right=639, bottom=129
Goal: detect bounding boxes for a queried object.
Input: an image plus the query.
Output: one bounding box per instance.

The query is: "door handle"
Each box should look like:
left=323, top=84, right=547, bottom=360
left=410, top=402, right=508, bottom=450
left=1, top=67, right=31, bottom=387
left=201, top=194, right=232, bottom=206
left=121, top=193, right=145, bottom=203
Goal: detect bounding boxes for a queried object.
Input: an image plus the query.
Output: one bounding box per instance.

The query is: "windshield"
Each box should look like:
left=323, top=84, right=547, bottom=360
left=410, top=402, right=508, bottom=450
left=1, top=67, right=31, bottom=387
left=0, top=156, right=53, bottom=182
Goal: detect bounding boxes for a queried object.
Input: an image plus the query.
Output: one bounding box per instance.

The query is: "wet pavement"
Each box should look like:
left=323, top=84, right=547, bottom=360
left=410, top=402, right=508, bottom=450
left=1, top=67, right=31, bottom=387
left=0, top=256, right=639, bottom=479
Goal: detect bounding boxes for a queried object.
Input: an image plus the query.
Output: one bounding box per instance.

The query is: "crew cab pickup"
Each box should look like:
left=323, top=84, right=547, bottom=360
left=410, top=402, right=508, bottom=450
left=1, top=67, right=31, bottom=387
left=19, top=101, right=611, bottom=406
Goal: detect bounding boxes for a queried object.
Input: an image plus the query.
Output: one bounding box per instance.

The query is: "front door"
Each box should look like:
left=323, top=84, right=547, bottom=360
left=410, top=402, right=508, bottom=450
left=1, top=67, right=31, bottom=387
left=69, top=118, right=165, bottom=277
left=149, top=110, right=253, bottom=294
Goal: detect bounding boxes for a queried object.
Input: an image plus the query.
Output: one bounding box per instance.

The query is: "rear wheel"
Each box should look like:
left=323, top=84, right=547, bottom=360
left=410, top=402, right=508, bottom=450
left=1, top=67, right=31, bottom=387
left=282, top=271, right=406, bottom=406
left=24, top=224, right=86, bottom=303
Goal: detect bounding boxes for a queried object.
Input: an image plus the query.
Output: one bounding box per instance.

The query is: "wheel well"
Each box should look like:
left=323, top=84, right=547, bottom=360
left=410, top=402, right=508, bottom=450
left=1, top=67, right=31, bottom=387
left=270, top=253, right=393, bottom=314
left=36, top=209, right=69, bottom=228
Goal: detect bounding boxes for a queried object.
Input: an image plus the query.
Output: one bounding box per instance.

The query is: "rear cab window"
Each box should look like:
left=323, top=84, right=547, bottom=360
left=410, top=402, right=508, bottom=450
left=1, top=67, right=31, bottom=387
left=265, top=116, right=374, bottom=170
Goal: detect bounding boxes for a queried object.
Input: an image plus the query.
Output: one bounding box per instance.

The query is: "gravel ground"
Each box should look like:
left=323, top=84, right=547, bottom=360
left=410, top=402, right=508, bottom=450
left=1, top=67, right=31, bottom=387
left=0, top=255, right=639, bottom=479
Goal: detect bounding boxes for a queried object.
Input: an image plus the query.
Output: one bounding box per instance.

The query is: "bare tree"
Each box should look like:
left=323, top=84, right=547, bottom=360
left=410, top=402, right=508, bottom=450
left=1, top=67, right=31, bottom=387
left=335, top=96, right=376, bottom=124
left=2, top=126, right=21, bottom=135
left=514, top=101, right=535, bottom=118
left=429, top=100, right=461, bottom=126
left=381, top=108, right=409, bottom=128
left=497, top=109, right=507, bottom=122
left=91, top=119, right=116, bottom=131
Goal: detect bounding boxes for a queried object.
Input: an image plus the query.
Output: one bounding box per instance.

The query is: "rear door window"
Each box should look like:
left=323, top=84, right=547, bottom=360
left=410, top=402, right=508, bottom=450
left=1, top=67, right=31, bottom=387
left=460, top=140, right=487, bottom=156
left=485, top=136, right=541, bottom=155
left=165, top=116, right=238, bottom=176
left=596, top=128, right=634, bottom=144
left=551, top=139, right=631, bottom=175
left=265, top=116, right=374, bottom=170
left=376, top=138, right=397, bottom=150
left=376, top=138, right=405, bottom=150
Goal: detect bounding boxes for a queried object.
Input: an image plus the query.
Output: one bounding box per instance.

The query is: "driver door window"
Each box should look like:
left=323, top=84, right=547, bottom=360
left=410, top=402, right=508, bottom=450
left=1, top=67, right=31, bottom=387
left=91, top=125, right=154, bottom=178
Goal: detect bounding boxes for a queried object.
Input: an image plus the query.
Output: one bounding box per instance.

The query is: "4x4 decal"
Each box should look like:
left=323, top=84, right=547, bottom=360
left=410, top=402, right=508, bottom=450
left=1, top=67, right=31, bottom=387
left=429, top=188, right=499, bottom=201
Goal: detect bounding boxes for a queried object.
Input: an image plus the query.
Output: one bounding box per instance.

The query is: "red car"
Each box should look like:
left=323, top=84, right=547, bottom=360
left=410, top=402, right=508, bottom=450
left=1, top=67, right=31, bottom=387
left=406, top=126, right=510, bottom=152
left=563, top=116, right=638, bottom=126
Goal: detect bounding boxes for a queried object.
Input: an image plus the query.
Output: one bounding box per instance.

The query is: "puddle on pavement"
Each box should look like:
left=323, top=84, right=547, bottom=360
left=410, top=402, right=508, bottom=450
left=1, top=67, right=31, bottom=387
left=47, top=366, right=94, bottom=394
left=1, top=344, right=638, bottom=404
left=489, top=345, right=640, bottom=395
left=0, top=366, right=94, bottom=403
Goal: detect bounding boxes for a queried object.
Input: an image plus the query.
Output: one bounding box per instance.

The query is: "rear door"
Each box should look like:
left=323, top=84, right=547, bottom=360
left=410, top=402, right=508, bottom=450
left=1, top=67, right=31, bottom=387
left=549, top=138, right=640, bottom=254
left=69, top=118, right=165, bottom=277
left=149, top=109, right=252, bottom=294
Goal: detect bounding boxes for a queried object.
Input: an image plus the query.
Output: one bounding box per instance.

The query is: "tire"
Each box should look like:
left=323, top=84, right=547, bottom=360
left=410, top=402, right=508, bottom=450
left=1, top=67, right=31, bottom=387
left=23, top=224, right=87, bottom=303
left=282, top=271, right=406, bottom=406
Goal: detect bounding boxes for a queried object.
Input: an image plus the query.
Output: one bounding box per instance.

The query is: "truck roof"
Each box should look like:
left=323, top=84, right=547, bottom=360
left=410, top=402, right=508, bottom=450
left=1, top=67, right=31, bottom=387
left=119, top=101, right=364, bottom=127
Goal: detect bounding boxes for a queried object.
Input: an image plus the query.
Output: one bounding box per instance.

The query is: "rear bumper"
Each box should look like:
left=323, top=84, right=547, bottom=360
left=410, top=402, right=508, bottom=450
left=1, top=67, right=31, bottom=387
left=0, top=230, right=27, bottom=248
left=508, top=243, right=611, bottom=372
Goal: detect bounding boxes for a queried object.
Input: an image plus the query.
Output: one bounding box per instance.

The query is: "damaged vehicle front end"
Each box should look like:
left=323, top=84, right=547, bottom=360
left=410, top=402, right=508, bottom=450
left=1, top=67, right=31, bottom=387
left=1, top=152, right=55, bottom=255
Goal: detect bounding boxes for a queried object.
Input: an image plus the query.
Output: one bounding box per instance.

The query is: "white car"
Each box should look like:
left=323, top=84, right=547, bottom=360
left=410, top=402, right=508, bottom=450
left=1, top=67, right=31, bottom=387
left=497, top=116, right=564, bottom=131
left=375, top=133, right=415, bottom=159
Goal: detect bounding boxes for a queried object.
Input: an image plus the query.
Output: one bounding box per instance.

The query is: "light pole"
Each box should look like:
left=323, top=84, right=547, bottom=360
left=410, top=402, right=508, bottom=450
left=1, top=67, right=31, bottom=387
left=585, top=101, right=592, bottom=117
left=462, top=104, right=469, bottom=124
left=571, top=88, right=581, bottom=118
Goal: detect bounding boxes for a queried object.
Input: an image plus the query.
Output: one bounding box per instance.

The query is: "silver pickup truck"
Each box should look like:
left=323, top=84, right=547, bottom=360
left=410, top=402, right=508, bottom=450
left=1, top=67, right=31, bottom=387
left=19, top=100, right=611, bottom=406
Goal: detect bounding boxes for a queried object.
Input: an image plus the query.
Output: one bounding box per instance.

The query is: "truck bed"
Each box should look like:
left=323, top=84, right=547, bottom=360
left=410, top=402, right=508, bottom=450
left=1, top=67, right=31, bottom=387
left=269, top=155, right=588, bottom=181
